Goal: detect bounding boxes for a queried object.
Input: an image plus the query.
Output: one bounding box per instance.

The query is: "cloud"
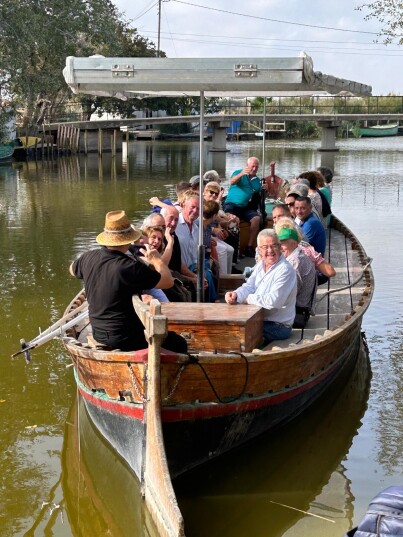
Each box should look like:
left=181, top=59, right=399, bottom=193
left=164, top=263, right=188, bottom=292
left=112, top=0, right=402, bottom=94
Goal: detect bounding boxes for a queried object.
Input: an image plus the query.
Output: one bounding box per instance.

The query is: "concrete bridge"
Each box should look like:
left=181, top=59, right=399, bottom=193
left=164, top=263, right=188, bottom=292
left=49, top=111, right=403, bottom=155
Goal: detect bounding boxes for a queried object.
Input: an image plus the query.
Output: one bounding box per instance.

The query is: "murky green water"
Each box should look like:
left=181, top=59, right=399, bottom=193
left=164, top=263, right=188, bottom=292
left=1, top=137, right=402, bottom=536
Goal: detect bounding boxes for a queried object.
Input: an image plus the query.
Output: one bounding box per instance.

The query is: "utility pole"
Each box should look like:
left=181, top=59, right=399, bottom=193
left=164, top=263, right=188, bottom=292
left=157, top=0, right=161, bottom=58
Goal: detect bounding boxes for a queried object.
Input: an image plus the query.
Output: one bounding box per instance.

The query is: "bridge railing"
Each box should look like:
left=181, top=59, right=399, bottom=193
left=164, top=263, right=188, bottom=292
left=36, top=95, right=403, bottom=126
left=218, top=95, right=403, bottom=116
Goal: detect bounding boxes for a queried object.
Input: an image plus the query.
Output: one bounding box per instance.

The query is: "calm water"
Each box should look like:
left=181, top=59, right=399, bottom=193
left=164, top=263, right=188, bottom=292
left=1, top=137, right=403, bottom=537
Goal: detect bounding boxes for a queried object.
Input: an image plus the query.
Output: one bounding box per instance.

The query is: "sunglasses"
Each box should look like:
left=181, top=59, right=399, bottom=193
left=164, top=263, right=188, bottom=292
left=207, top=190, right=219, bottom=196
left=287, top=202, right=295, bottom=207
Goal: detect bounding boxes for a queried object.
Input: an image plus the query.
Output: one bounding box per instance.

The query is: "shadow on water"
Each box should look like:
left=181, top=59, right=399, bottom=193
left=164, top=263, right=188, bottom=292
left=61, top=395, right=159, bottom=537
left=174, top=342, right=372, bottom=537
left=60, top=341, right=371, bottom=537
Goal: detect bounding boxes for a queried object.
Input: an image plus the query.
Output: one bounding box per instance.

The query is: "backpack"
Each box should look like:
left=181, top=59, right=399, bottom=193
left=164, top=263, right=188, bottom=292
left=318, top=189, right=332, bottom=218
left=345, top=486, right=403, bottom=536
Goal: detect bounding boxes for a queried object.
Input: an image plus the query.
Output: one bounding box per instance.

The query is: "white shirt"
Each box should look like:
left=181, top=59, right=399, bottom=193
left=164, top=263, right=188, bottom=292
left=235, top=254, right=297, bottom=325
left=175, top=213, right=199, bottom=267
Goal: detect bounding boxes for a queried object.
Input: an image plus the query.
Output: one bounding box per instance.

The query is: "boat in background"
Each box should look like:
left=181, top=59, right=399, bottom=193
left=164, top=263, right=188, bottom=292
left=359, top=124, right=398, bottom=137
left=255, top=122, right=286, bottom=138
left=0, top=143, right=14, bottom=162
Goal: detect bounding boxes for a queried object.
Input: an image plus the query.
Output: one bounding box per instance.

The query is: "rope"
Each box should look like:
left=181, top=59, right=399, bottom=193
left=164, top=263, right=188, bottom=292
left=186, top=352, right=249, bottom=404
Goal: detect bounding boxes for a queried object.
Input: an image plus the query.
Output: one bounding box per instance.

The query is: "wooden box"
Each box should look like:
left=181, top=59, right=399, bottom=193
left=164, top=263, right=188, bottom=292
left=161, top=303, right=263, bottom=353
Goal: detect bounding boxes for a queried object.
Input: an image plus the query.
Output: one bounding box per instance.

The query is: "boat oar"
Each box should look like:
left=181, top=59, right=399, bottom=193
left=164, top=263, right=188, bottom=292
left=31, top=299, right=88, bottom=340
left=11, top=309, right=89, bottom=361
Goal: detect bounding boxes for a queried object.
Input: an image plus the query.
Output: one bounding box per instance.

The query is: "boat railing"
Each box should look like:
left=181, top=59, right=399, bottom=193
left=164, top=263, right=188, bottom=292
left=132, top=296, right=185, bottom=537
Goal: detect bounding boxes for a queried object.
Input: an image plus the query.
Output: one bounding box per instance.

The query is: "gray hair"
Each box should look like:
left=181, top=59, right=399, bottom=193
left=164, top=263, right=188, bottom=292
left=203, top=169, right=220, bottom=183
left=289, top=183, right=309, bottom=197
left=160, top=205, right=179, bottom=218
left=257, top=228, right=279, bottom=243
left=247, top=156, right=259, bottom=166
left=142, top=213, right=165, bottom=230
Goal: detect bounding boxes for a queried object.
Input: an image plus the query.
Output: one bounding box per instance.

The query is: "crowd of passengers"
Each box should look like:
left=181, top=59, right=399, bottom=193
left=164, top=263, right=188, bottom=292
left=70, top=158, right=336, bottom=351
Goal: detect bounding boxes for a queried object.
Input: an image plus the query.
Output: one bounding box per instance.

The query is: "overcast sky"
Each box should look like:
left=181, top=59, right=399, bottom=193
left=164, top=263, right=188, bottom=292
left=112, top=0, right=403, bottom=95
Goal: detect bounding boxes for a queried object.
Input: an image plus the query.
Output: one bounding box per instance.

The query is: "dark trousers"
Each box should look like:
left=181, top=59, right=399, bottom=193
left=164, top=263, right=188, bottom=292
left=93, top=327, right=187, bottom=353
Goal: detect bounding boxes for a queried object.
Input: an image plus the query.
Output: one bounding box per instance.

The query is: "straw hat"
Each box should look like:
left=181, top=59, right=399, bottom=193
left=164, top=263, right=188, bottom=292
left=96, top=210, right=141, bottom=246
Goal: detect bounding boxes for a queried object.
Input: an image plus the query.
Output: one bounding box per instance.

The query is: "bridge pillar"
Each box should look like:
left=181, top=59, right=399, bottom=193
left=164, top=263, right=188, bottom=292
left=317, top=120, right=340, bottom=152
left=209, top=121, right=231, bottom=152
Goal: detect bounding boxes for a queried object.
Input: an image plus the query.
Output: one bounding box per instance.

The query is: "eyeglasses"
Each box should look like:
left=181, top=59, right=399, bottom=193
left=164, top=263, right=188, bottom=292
left=207, top=190, right=219, bottom=196
left=286, top=202, right=295, bottom=207
left=258, top=243, right=280, bottom=251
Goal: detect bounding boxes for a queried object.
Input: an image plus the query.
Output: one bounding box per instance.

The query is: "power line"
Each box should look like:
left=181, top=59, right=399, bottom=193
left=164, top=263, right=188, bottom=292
left=171, top=0, right=381, bottom=36
left=132, top=0, right=159, bottom=23
left=140, top=33, right=403, bottom=56
left=142, top=29, right=401, bottom=50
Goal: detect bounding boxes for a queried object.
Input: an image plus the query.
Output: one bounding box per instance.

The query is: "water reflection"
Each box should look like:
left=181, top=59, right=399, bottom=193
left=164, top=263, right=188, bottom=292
left=61, top=395, right=159, bottom=537
left=175, top=345, right=371, bottom=537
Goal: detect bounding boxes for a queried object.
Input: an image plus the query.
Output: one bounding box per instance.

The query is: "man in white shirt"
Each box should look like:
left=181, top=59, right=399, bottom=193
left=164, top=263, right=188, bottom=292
left=225, top=229, right=297, bottom=344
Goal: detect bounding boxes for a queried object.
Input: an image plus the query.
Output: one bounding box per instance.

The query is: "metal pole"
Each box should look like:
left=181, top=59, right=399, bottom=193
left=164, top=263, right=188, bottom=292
left=262, top=97, right=267, bottom=177
left=157, top=0, right=162, bottom=58
left=197, top=90, right=205, bottom=303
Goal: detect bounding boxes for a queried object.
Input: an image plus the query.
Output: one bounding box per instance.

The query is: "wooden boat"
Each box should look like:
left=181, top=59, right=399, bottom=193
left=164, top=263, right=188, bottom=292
left=60, top=215, right=373, bottom=535
left=359, top=124, right=398, bottom=137
left=0, top=143, right=14, bottom=162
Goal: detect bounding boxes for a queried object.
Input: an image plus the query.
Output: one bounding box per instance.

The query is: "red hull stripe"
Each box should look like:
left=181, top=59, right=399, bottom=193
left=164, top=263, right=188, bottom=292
left=76, top=355, right=342, bottom=423
left=161, top=357, right=341, bottom=422
left=78, top=382, right=144, bottom=420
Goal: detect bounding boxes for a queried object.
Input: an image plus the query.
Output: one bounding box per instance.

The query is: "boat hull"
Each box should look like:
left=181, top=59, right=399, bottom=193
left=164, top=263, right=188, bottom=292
left=66, top=313, right=362, bottom=480
left=359, top=124, right=398, bottom=137
left=76, top=373, right=145, bottom=480
left=164, top=325, right=361, bottom=477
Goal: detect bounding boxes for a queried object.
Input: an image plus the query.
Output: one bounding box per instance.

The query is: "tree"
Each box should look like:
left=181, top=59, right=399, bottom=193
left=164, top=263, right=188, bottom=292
left=0, top=0, right=158, bottom=128
left=357, top=1, right=403, bottom=44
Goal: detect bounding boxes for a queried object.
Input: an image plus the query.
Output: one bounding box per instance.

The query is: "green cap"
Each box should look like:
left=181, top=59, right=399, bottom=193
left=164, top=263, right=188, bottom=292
left=277, top=227, right=299, bottom=242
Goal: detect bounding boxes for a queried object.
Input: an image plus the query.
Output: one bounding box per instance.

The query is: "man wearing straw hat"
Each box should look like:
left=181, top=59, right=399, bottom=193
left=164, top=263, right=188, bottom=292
left=69, top=210, right=187, bottom=353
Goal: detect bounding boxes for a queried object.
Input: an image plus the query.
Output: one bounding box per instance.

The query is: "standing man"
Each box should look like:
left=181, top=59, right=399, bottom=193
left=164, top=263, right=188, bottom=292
left=69, top=210, right=187, bottom=353
left=223, top=156, right=266, bottom=257
left=294, top=196, right=326, bottom=256
left=225, top=229, right=297, bottom=345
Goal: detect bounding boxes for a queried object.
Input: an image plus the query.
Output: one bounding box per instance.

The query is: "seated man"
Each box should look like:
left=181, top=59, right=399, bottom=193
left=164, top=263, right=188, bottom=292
left=223, top=156, right=267, bottom=257
left=272, top=203, right=291, bottom=226
left=277, top=227, right=317, bottom=327
left=294, top=196, right=326, bottom=256
left=69, top=210, right=187, bottom=353
left=225, top=229, right=297, bottom=344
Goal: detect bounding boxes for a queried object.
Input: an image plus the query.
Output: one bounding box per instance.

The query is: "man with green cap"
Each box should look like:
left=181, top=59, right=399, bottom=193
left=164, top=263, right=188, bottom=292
left=277, top=226, right=317, bottom=327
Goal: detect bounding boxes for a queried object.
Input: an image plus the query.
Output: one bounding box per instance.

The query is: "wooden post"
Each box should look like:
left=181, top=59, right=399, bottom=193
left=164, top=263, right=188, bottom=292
left=84, top=129, right=88, bottom=155
left=98, top=128, right=103, bottom=156
left=75, top=128, right=80, bottom=153
left=112, top=129, right=116, bottom=157
left=132, top=297, right=185, bottom=537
